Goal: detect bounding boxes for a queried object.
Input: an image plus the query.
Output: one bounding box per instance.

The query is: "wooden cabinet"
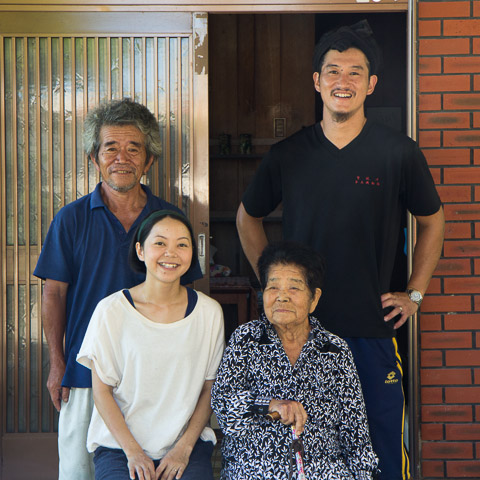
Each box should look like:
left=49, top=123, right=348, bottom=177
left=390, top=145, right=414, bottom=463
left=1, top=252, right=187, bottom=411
left=210, top=276, right=259, bottom=341
left=209, top=153, right=282, bottom=286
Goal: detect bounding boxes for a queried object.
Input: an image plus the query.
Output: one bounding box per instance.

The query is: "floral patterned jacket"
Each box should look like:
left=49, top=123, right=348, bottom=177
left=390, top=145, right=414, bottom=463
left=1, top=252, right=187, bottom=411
left=211, top=315, right=379, bottom=480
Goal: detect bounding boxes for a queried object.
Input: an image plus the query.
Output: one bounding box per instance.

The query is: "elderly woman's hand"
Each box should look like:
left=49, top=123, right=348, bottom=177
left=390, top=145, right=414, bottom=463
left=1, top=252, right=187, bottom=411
left=268, top=399, right=308, bottom=435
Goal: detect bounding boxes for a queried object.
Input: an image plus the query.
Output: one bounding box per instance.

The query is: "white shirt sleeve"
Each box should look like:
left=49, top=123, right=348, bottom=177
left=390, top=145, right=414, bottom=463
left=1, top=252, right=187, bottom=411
left=77, top=294, right=123, bottom=387
left=205, top=298, right=226, bottom=380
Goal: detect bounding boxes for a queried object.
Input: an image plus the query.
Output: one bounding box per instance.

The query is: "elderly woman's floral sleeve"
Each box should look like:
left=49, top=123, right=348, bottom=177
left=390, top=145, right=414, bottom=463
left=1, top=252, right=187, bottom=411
left=211, top=324, right=264, bottom=437
left=336, top=343, right=379, bottom=479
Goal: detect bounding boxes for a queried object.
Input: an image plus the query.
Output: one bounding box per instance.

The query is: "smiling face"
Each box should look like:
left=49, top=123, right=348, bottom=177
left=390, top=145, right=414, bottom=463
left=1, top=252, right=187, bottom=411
left=135, top=216, right=193, bottom=284
left=92, top=125, right=154, bottom=193
left=313, top=47, right=377, bottom=123
left=263, top=263, right=321, bottom=332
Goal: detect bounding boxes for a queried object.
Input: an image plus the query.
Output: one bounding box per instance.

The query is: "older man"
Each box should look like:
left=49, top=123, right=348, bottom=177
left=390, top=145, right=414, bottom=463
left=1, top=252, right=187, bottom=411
left=237, top=21, right=444, bottom=480
left=34, top=99, right=202, bottom=479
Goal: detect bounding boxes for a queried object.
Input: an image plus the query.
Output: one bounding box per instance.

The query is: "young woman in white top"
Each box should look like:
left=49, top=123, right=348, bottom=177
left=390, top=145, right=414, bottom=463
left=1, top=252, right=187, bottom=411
left=77, top=210, right=225, bottom=480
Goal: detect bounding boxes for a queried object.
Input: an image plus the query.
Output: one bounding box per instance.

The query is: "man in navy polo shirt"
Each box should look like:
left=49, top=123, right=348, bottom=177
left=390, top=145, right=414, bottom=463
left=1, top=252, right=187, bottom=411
left=34, top=98, right=202, bottom=479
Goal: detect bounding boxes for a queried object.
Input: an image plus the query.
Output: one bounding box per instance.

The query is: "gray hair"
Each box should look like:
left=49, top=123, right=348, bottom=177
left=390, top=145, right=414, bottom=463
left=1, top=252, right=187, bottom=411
left=83, top=98, right=162, bottom=161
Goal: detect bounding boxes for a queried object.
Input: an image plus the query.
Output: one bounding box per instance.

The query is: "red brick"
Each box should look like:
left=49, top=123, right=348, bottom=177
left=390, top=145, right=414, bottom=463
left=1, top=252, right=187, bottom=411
left=423, top=441, right=473, bottom=459
left=444, top=204, right=480, bottom=221
left=477, top=331, right=480, bottom=345
left=419, top=56, right=442, bottom=74
left=423, top=148, right=470, bottom=166
left=419, top=20, right=442, bottom=37
left=444, top=94, right=480, bottom=110
left=419, top=130, right=441, bottom=148
left=446, top=460, right=480, bottom=477
left=446, top=387, right=480, bottom=404
left=444, top=131, right=480, bottom=148
left=421, top=460, right=444, bottom=477
left=445, top=277, right=480, bottom=294
left=419, top=2, right=471, bottom=18
left=421, top=294, right=472, bottom=312
left=445, top=57, right=480, bottom=74
left=421, top=368, right=472, bottom=386
left=475, top=38, right=480, bottom=55
left=474, top=112, right=480, bottom=128
left=475, top=149, right=480, bottom=165
left=421, top=313, right=443, bottom=331
left=445, top=19, right=480, bottom=36
left=419, top=38, right=470, bottom=56
left=475, top=74, right=480, bottom=91
left=475, top=258, right=480, bottom=273
left=421, top=331, right=472, bottom=349
left=419, top=94, right=442, bottom=111
left=437, top=186, right=471, bottom=203
left=475, top=369, right=480, bottom=385
left=475, top=1, right=480, bottom=16
left=422, top=404, right=473, bottom=423
left=422, top=423, right=445, bottom=441
left=444, top=165, right=478, bottom=184
left=445, top=314, right=480, bottom=330
left=476, top=406, right=480, bottom=420
left=444, top=240, right=480, bottom=257
left=443, top=223, right=472, bottom=239
left=436, top=258, right=471, bottom=275
left=446, top=424, right=480, bottom=440
left=422, top=386, right=444, bottom=403
left=420, top=112, right=470, bottom=129
left=477, top=442, right=480, bottom=459
left=446, top=350, right=480, bottom=366
left=475, top=186, right=480, bottom=202
left=477, top=223, right=480, bottom=237
left=422, top=351, right=444, bottom=370
left=426, top=279, right=442, bottom=295
left=419, top=75, right=470, bottom=93
left=430, top=167, right=442, bottom=184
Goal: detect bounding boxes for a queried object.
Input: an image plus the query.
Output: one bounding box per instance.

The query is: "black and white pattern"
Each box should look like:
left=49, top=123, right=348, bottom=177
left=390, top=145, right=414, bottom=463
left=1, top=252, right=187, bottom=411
left=211, top=315, right=379, bottom=479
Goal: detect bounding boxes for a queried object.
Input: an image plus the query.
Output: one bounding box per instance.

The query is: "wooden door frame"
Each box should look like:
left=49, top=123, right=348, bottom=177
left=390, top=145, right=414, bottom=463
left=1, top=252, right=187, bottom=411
left=192, top=12, right=210, bottom=293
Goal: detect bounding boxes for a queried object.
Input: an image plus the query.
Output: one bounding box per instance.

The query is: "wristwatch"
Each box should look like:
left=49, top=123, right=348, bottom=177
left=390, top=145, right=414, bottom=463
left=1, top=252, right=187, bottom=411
left=406, top=288, right=423, bottom=307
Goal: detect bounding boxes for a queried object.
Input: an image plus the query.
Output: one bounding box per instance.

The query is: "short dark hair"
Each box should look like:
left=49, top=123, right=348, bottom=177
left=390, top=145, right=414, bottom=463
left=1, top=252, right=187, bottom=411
left=83, top=98, right=162, bottom=162
left=257, top=241, right=326, bottom=297
left=312, top=19, right=382, bottom=76
left=128, top=209, right=198, bottom=279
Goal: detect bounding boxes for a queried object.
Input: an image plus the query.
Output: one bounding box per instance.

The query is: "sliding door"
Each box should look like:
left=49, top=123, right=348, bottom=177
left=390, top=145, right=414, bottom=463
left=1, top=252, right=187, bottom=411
left=0, top=11, right=209, bottom=478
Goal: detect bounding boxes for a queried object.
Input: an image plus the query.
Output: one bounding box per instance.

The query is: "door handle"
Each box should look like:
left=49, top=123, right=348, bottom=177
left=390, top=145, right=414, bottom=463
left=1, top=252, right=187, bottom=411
left=197, top=233, right=206, bottom=275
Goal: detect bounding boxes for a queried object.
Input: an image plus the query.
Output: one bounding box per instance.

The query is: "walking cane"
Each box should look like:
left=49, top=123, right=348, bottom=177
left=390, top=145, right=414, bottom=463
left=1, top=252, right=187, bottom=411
left=266, top=411, right=307, bottom=480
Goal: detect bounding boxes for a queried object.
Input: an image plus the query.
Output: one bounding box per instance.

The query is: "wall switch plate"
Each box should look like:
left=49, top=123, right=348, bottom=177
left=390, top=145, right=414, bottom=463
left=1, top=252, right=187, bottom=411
left=274, top=117, right=286, bottom=137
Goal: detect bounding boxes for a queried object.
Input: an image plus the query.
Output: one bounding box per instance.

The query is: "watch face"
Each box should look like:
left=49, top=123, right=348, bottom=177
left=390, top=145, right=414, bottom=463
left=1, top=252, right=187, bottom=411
left=409, top=290, right=422, bottom=303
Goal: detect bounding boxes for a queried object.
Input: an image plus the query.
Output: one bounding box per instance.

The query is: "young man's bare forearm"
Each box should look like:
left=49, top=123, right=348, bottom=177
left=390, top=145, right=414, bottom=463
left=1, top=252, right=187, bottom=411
left=236, top=202, right=268, bottom=279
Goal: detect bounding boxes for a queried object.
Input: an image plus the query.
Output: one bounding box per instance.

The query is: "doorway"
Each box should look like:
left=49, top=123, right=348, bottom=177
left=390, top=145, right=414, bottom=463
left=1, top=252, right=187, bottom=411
left=208, top=7, right=412, bottom=472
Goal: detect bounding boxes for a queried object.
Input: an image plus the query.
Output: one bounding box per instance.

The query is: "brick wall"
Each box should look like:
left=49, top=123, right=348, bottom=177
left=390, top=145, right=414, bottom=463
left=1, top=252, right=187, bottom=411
left=418, top=1, right=480, bottom=478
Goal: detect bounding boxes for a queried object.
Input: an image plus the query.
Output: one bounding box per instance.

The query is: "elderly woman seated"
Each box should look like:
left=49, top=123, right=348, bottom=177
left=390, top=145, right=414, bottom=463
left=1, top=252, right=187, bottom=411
left=211, top=241, right=379, bottom=479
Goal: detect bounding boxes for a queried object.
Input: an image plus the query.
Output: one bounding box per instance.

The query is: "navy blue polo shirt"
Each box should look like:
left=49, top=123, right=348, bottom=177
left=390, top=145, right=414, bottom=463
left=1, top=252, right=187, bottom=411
left=34, top=183, right=203, bottom=388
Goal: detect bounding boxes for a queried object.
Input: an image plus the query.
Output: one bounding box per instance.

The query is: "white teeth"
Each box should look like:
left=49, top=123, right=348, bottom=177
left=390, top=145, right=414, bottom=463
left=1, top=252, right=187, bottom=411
left=160, top=262, right=178, bottom=269
left=334, top=93, right=352, bottom=98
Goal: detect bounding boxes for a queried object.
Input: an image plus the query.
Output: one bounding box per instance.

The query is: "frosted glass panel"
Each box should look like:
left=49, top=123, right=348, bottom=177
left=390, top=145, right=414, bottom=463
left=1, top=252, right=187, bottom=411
left=1, top=33, right=192, bottom=434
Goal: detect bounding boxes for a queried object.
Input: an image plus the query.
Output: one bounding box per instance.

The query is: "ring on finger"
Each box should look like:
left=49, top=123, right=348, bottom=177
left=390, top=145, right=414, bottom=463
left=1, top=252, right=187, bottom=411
left=399, top=306, right=403, bottom=313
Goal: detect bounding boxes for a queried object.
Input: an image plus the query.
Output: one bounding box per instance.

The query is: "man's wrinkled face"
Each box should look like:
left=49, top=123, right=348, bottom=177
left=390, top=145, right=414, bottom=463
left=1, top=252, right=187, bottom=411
left=93, top=125, right=153, bottom=193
